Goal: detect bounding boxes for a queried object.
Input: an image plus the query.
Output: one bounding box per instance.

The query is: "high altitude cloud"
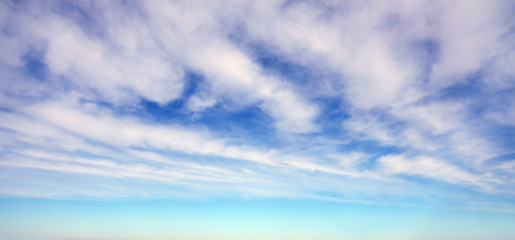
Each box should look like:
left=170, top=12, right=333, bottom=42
left=0, top=0, right=514, bottom=210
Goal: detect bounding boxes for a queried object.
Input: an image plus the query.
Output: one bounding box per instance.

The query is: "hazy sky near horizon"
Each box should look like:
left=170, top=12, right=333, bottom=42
left=1, top=0, right=515, bottom=239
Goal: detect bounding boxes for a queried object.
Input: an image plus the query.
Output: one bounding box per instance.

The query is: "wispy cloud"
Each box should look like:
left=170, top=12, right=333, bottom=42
left=0, top=0, right=514, bottom=211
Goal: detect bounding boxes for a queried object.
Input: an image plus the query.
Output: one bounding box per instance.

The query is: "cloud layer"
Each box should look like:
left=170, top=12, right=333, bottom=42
left=1, top=0, right=514, bottom=210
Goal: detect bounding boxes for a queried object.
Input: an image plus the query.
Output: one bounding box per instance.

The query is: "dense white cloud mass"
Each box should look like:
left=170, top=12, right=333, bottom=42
left=0, top=0, right=514, bottom=210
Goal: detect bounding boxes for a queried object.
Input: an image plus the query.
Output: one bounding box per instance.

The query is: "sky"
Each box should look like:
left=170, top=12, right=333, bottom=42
left=0, top=0, right=515, bottom=239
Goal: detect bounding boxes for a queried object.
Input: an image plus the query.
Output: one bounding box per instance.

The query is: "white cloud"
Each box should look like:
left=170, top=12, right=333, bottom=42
left=429, top=0, right=510, bottom=87
left=484, top=48, right=515, bottom=91
left=18, top=99, right=279, bottom=165
left=242, top=0, right=513, bottom=164
left=0, top=0, right=513, bottom=208
left=0, top=96, right=411, bottom=199
left=392, top=102, right=464, bottom=136
left=329, top=152, right=369, bottom=168
left=378, top=155, right=498, bottom=191
left=244, top=0, right=421, bottom=110
left=187, top=92, right=217, bottom=112
left=186, top=40, right=320, bottom=133
left=35, top=15, right=185, bottom=105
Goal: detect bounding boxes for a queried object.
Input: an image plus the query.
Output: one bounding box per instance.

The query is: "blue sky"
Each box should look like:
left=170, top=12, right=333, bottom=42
left=0, top=0, right=515, bottom=239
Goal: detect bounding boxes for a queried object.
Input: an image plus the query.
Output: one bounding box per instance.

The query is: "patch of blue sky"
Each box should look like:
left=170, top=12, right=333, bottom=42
left=437, top=75, right=486, bottom=105
left=21, top=49, right=49, bottom=81
left=315, top=96, right=351, bottom=129
left=486, top=125, right=515, bottom=153
left=140, top=100, right=279, bottom=148
left=249, top=41, right=342, bottom=95
left=196, top=106, right=278, bottom=143
left=409, top=39, right=441, bottom=82
left=487, top=152, right=515, bottom=164
left=339, top=139, right=404, bottom=155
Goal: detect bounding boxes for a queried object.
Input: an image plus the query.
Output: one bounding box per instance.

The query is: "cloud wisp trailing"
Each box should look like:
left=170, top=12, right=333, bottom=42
left=0, top=0, right=514, bottom=211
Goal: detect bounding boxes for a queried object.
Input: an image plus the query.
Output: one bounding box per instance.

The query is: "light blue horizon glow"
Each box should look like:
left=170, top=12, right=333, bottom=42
left=1, top=0, right=515, bottom=239
left=2, top=198, right=515, bottom=240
